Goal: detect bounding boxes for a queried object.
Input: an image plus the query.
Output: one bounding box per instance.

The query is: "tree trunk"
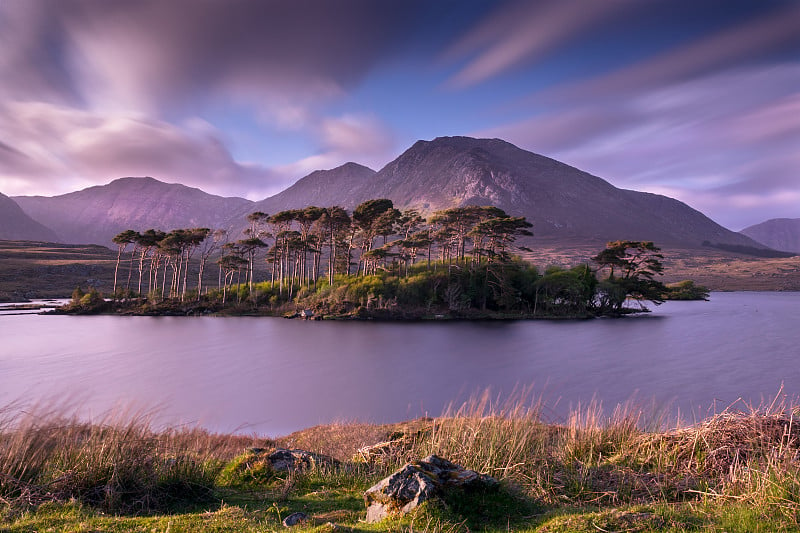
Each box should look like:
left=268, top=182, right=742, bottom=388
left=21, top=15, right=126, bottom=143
left=113, top=246, right=123, bottom=298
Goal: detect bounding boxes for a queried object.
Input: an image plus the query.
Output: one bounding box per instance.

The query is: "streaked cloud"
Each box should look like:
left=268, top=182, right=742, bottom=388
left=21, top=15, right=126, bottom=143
left=278, top=113, right=394, bottom=178
left=0, top=102, right=279, bottom=198
left=546, top=3, right=800, bottom=100
left=443, top=0, right=634, bottom=88
left=473, top=3, right=800, bottom=229
left=0, top=0, right=797, bottom=230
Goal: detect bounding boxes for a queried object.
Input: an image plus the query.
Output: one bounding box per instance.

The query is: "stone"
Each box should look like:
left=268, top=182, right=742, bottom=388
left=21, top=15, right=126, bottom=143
left=363, top=455, right=497, bottom=523
left=263, top=448, right=336, bottom=472
left=353, top=420, right=433, bottom=464
left=282, top=512, right=308, bottom=527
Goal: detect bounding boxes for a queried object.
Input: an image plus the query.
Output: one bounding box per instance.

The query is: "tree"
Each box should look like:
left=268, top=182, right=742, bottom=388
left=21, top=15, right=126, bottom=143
left=180, top=228, right=211, bottom=300
left=295, top=206, right=324, bottom=287
left=111, top=230, right=138, bottom=297
left=592, top=240, right=667, bottom=315
left=352, top=199, right=396, bottom=275
left=471, top=215, right=533, bottom=263
left=197, top=229, right=227, bottom=300
left=135, top=229, right=164, bottom=296
left=218, top=253, right=247, bottom=304
left=316, top=206, right=351, bottom=285
left=534, top=264, right=595, bottom=316
left=243, top=212, right=270, bottom=292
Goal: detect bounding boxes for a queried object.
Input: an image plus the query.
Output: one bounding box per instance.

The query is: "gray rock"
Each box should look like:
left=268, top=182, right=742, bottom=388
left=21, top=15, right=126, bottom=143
left=363, top=455, right=497, bottom=523
left=259, top=448, right=336, bottom=472
left=282, top=512, right=308, bottom=527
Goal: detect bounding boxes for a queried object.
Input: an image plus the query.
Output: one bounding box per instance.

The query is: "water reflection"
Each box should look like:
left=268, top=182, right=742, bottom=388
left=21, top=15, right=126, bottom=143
left=1, top=292, right=798, bottom=436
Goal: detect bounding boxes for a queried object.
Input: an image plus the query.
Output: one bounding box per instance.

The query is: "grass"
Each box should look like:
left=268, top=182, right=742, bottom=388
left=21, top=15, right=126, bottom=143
left=2, top=393, right=800, bottom=531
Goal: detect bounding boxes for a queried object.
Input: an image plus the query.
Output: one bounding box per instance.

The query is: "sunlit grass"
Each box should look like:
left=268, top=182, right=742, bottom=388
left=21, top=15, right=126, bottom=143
left=2, top=391, right=800, bottom=531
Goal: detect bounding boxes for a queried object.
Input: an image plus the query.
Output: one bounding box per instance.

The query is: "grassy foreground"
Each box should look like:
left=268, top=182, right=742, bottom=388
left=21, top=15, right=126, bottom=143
left=2, top=393, right=800, bottom=532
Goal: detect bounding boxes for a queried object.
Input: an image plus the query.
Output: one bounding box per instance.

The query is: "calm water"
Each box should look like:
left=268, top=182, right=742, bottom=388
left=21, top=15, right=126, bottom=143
left=1, top=292, right=798, bottom=435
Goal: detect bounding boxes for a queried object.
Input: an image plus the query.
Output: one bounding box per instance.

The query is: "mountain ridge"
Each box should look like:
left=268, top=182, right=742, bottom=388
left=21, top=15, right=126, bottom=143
left=7, top=136, right=767, bottom=250
left=13, top=177, right=253, bottom=245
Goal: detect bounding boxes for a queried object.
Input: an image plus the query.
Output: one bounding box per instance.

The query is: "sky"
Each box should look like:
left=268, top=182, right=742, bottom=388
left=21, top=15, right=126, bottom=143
left=0, top=0, right=798, bottom=230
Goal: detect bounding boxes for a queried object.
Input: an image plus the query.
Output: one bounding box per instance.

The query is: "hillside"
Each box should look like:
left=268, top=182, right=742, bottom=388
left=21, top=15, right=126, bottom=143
left=741, top=218, right=800, bottom=254
left=0, top=192, right=60, bottom=242
left=14, top=177, right=253, bottom=246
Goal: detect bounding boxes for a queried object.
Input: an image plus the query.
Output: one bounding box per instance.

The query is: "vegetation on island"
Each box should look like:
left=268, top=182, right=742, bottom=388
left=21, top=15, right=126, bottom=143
left=2, top=392, right=800, bottom=532
left=60, top=199, right=707, bottom=318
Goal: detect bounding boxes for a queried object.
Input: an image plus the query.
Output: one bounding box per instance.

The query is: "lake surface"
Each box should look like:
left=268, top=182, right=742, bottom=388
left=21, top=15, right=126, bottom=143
left=1, top=292, right=798, bottom=436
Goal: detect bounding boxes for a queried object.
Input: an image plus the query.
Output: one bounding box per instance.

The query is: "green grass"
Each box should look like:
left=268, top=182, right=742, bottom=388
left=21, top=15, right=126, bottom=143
left=2, top=393, right=800, bottom=532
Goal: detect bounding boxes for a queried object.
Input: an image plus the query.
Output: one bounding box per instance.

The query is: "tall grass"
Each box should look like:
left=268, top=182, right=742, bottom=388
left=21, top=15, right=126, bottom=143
left=0, top=403, right=266, bottom=513
left=393, top=389, right=800, bottom=512
left=2, top=391, right=799, bottom=523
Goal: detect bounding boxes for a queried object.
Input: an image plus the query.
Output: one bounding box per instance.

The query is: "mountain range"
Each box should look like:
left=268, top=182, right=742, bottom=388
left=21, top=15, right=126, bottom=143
left=1, top=136, right=780, bottom=250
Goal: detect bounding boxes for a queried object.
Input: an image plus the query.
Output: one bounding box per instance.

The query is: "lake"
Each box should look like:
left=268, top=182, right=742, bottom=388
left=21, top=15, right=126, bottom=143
left=1, top=292, right=798, bottom=436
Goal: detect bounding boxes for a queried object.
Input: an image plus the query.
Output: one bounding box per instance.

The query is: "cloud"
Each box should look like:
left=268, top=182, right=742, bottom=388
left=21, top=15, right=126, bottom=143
left=276, top=113, right=395, bottom=177
left=545, top=3, right=800, bottom=101
left=442, top=0, right=635, bottom=88
left=0, top=0, right=424, bottom=115
left=0, top=0, right=421, bottom=198
left=478, top=63, right=800, bottom=229
left=0, top=102, right=284, bottom=198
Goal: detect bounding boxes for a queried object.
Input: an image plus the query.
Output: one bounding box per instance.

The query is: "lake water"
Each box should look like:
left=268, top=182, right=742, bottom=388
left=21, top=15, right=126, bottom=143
left=1, top=292, right=798, bottom=436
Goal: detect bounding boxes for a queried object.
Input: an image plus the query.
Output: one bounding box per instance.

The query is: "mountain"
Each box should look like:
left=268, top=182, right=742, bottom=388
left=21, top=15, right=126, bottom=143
left=10, top=137, right=765, bottom=250
left=359, top=136, right=760, bottom=247
left=251, top=162, right=376, bottom=214
left=740, top=218, right=800, bottom=253
left=14, top=177, right=253, bottom=246
left=0, top=192, right=60, bottom=242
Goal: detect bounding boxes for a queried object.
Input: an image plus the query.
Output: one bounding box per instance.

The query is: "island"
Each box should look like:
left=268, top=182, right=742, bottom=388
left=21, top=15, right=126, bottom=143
left=53, top=201, right=708, bottom=319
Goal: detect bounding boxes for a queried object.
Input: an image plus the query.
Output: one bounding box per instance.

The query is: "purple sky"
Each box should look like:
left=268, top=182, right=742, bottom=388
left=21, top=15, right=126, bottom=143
left=0, top=0, right=798, bottom=230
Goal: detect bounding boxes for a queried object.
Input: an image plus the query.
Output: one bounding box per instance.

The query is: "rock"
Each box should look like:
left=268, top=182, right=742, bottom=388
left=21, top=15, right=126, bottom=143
left=252, top=448, right=337, bottom=472
left=353, top=419, right=434, bottom=464
left=282, top=512, right=308, bottom=527
left=354, top=439, right=406, bottom=464
left=363, top=455, right=497, bottom=523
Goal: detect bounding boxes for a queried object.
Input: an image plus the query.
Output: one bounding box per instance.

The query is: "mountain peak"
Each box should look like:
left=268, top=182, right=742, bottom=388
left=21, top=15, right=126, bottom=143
left=337, top=162, right=375, bottom=173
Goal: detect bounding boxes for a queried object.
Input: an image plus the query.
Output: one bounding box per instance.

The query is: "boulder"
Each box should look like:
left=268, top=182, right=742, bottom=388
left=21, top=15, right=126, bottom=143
left=353, top=419, right=434, bottom=464
left=364, top=455, right=497, bottom=522
left=282, top=512, right=308, bottom=527
left=264, top=448, right=336, bottom=471
left=234, top=448, right=337, bottom=479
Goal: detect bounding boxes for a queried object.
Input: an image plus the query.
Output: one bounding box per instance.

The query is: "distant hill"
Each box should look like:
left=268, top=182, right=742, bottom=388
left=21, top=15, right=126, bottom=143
left=10, top=137, right=767, bottom=250
left=14, top=177, right=253, bottom=246
left=0, top=192, right=60, bottom=242
left=740, top=218, right=800, bottom=254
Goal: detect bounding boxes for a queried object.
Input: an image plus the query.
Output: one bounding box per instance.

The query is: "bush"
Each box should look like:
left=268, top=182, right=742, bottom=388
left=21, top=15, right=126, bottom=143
left=666, top=280, right=710, bottom=300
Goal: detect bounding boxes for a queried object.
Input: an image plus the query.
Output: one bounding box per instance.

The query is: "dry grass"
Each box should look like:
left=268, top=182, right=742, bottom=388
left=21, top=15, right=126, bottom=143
left=3, top=392, right=800, bottom=523
left=0, top=403, right=268, bottom=513
left=331, top=389, right=800, bottom=512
